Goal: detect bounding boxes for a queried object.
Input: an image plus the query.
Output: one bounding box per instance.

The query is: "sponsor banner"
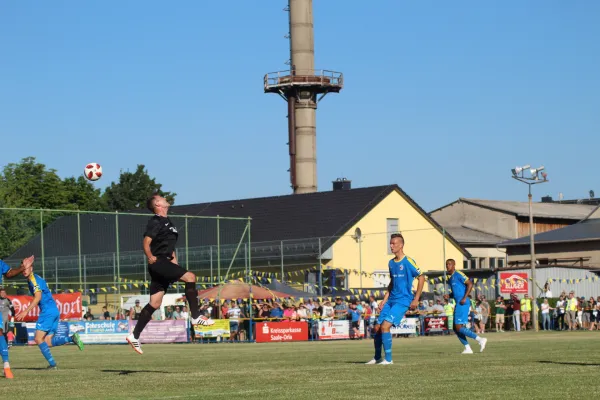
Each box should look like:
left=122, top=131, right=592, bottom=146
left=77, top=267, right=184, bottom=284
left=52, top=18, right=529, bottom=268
left=24, top=321, right=69, bottom=345
left=129, top=319, right=188, bottom=343
left=194, top=319, right=231, bottom=338
left=8, top=293, right=83, bottom=322
left=69, top=320, right=129, bottom=344
left=255, top=321, right=309, bottom=343
left=318, top=320, right=349, bottom=340
left=390, top=317, right=418, bottom=335
left=500, top=272, right=529, bottom=293
left=424, top=316, right=447, bottom=333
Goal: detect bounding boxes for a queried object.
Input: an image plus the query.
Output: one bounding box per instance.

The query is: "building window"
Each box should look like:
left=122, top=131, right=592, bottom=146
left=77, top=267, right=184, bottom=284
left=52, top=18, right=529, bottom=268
left=498, top=258, right=505, bottom=269
left=479, top=258, right=486, bottom=269
left=386, top=218, right=399, bottom=254
left=463, top=260, right=469, bottom=270
left=470, top=259, right=477, bottom=270
left=489, top=258, right=496, bottom=269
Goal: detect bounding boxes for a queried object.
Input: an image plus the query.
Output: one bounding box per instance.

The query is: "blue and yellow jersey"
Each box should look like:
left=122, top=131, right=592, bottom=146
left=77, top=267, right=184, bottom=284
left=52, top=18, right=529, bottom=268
left=449, top=270, right=470, bottom=300
left=0, top=259, right=10, bottom=275
left=27, top=273, right=59, bottom=315
left=387, top=255, right=422, bottom=306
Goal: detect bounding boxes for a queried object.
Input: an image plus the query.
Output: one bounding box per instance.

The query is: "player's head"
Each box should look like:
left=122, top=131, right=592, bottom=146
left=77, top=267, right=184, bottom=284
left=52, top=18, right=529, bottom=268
left=445, top=259, right=456, bottom=274
left=389, top=233, right=404, bottom=255
left=0, top=287, right=5, bottom=297
left=146, top=194, right=170, bottom=213
left=22, top=263, right=33, bottom=278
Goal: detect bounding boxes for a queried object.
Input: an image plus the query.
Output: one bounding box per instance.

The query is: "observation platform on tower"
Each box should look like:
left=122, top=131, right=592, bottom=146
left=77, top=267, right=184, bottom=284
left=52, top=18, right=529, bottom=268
left=264, top=69, right=343, bottom=95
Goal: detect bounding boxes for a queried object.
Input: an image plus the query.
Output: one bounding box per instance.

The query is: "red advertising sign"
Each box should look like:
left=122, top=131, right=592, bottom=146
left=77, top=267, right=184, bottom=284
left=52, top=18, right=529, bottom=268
left=424, top=316, right=447, bottom=333
left=7, top=293, right=83, bottom=322
left=255, top=321, right=309, bottom=343
left=500, top=273, right=529, bottom=294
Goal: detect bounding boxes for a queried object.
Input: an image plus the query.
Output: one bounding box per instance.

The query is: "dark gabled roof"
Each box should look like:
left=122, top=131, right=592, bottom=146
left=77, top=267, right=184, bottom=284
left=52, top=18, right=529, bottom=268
left=498, top=218, right=600, bottom=247
left=9, top=184, right=469, bottom=259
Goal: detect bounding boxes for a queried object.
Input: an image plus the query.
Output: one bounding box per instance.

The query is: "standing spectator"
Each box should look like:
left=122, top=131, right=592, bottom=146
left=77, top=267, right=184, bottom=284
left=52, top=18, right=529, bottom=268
left=348, top=302, right=361, bottom=339
left=130, top=300, right=142, bottom=320
left=510, top=293, right=521, bottom=332
left=270, top=303, right=284, bottom=320
left=520, top=294, right=532, bottom=331
left=576, top=297, right=584, bottom=329
left=495, top=297, right=506, bottom=332
left=180, top=305, right=189, bottom=321
left=565, top=292, right=578, bottom=331
left=321, top=301, right=334, bottom=320
left=180, top=305, right=193, bottom=341
left=541, top=299, right=553, bottom=330
left=543, top=282, right=552, bottom=298
left=221, top=301, right=229, bottom=319
left=555, top=295, right=566, bottom=330
left=165, top=306, right=174, bottom=320
left=0, top=288, right=15, bottom=339
left=443, top=297, right=455, bottom=333
left=479, top=297, right=490, bottom=333
left=102, top=306, right=111, bottom=320
left=227, top=302, right=242, bottom=342
left=258, top=304, right=271, bottom=320
left=172, top=306, right=182, bottom=320
left=334, top=298, right=347, bottom=319
left=297, top=304, right=309, bottom=321
left=305, top=299, right=315, bottom=315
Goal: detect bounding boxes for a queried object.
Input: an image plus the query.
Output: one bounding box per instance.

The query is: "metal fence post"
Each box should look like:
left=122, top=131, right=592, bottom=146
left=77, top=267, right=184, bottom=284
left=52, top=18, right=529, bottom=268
left=115, top=211, right=120, bottom=295
left=40, top=209, right=45, bottom=278
left=318, top=238, right=323, bottom=297
left=55, top=256, right=58, bottom=291
left=217, top=215, right=221, bottom=283
left=247, top=217, right=253, bottom=342
left=442, top=228, right=447, bottom=294
left=83, top=254, right=87, bottom=294
left=77, top=211, right=82, bottom=291
left=185, top=215, right=189, bottom=269
left=210, top=246, right=213, bottom=284
left=280, top=240, right=284, bottom=282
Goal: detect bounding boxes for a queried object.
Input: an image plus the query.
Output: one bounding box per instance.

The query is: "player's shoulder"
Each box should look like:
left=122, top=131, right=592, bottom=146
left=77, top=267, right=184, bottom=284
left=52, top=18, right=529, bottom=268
left=455, top=270, right=468, bottom=279
left=404, top=256, right=418, bottom=266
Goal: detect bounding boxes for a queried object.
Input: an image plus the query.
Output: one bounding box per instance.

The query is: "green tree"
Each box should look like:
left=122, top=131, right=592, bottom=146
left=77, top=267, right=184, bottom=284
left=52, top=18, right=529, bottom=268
left=62, top=176, right=107, bottom=211
left=103, top=164, right=176, bottom=211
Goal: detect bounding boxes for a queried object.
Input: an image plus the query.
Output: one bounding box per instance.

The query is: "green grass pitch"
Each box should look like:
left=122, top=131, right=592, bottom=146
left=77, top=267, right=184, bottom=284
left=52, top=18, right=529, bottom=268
left=1, top=332, right=598, bottom=400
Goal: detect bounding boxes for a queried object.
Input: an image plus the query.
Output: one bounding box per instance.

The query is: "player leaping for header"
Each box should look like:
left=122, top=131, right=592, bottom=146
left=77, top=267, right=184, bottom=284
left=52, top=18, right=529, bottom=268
left=366, top=233, right=425, bottom=365
left=446, top=258, right=487, bottom=354
left=15, top=261, right=85, bottom=370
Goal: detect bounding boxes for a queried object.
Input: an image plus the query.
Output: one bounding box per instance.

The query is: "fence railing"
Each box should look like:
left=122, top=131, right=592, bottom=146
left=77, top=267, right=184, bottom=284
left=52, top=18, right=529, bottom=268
left=0, top=208, right=251, bottom=293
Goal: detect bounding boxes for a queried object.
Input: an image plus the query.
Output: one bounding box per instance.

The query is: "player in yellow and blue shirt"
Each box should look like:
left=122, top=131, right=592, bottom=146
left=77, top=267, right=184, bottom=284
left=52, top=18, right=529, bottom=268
left=446, top=259, right=487, bottom=354
left=366, top=233, right=425, bottom=365
left=15, top=263, right=84, bottom=369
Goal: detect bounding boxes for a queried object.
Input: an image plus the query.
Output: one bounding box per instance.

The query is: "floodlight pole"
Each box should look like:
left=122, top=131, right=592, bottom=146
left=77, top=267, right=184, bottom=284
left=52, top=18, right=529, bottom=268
left=512, top=168, right=548, bottom=333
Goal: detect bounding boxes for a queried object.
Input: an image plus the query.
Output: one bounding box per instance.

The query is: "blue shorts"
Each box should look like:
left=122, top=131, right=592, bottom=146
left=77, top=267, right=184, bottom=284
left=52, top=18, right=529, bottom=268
left=230, top=321, right=239, bottom=332
left=377, top=302, right=409, bottom=326
left=36, top=313, right=60, bottom=335
left=454, top=302, right=470, bottom=325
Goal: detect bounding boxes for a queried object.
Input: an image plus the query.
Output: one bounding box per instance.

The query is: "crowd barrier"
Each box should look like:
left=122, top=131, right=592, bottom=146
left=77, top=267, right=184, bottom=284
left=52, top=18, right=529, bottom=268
left=13, top=319, right=189, bottom=345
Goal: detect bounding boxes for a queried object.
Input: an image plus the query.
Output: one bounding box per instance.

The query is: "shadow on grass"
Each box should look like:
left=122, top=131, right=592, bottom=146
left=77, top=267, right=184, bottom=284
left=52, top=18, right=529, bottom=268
left=101, top=369, right=173, bottom=375
left=14, top=367, right=57, bottom=371
left=538, top=361, right=600, bottom=367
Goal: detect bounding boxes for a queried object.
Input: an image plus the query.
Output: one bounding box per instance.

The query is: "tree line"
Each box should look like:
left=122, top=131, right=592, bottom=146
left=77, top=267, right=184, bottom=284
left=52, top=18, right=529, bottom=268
left=0, top=157, right=175, bottom=258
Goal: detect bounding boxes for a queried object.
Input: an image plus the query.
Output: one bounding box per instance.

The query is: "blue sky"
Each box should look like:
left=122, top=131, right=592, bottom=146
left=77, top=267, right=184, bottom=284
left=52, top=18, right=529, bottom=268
left=1, top=0, right=598, bottom=212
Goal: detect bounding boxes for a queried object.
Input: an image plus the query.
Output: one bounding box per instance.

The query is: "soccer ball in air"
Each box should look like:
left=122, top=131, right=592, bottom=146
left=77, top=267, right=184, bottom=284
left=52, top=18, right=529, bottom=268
left=84, top=163, right=103, bottom=181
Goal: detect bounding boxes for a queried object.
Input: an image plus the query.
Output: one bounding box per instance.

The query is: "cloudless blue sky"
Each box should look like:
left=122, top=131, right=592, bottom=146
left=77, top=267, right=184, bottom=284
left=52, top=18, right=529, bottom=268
left=1, top=0, right=598, bottom=212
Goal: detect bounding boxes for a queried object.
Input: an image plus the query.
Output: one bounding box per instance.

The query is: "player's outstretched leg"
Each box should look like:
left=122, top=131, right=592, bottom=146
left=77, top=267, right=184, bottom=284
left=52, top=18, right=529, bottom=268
left=49, top=332, right=84, bottom=351
left=181, top=272, right=214, bottom=326
left=458, top=326, right=487, bottom=352
left=0, top=332, right=13, bottom=379
left=36, top=334, right=57, bottom=369
left=365, top=324, right=383, bottom=364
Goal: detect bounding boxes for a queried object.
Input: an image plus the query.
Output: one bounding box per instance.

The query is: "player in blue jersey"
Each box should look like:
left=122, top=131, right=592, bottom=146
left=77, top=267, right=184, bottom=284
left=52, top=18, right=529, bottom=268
left=15, top=262, right=84, bottom=369
left=0, top=255, right=35, bottom=379
left=366, top=233, right=425, bottom=365
left=446, top=259, right=487, bottom=354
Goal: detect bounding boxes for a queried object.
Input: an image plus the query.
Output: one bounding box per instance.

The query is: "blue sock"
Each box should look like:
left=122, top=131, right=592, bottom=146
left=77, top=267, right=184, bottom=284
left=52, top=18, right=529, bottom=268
left=0, top=336, right=8, bottom=363
left=38, top=342, right=56, bottom=367
left=51, top=336, right=73, bottom=347
left=374, top=332, right=382, bottom=360
left=382, top=332, right=393, bottom=362
left=459, top=327, right=479, bottom=340
left=456, top=331, right=468, bottom=346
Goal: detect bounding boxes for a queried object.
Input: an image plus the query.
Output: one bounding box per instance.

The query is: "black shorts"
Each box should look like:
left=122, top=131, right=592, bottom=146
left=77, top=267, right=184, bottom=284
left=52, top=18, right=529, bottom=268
left=351, top=321, right=360, bottom=329
left=148, top=257, right=188, bottom=295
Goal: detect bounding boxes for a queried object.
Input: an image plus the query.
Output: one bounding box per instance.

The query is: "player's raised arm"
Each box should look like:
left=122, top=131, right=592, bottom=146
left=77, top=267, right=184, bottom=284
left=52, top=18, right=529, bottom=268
left=2, top=256, right=34, bottom=279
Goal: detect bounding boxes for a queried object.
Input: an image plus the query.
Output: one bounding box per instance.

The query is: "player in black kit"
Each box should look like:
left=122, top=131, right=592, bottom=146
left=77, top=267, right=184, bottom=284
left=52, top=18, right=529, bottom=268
left=126, top=194, right=214, bottom=354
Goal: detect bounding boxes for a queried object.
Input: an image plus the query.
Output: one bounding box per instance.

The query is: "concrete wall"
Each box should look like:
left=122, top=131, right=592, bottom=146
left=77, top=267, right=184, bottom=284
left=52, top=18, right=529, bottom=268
left=331, top=190, right=465, bottom=289
left=431, top=202, right=517, bottom=239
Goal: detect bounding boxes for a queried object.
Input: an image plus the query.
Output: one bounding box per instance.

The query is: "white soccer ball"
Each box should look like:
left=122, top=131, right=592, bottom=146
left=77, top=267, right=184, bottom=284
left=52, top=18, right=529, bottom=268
left=84, top=163, right=103, bottom=181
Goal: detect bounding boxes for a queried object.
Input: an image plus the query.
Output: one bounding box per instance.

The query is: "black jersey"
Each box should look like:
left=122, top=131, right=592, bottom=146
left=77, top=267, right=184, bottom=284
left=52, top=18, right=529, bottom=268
left=144, top=215, right=178, bottom=257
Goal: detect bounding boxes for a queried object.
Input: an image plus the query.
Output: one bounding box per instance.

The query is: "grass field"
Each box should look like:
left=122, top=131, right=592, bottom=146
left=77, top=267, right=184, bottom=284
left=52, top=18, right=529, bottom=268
left=1, top=331, right=599, bottom=399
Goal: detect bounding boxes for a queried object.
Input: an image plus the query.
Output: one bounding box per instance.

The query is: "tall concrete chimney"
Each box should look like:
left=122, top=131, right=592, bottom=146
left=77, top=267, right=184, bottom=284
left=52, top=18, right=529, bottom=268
left=264, top=0, right=343, bottom=194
